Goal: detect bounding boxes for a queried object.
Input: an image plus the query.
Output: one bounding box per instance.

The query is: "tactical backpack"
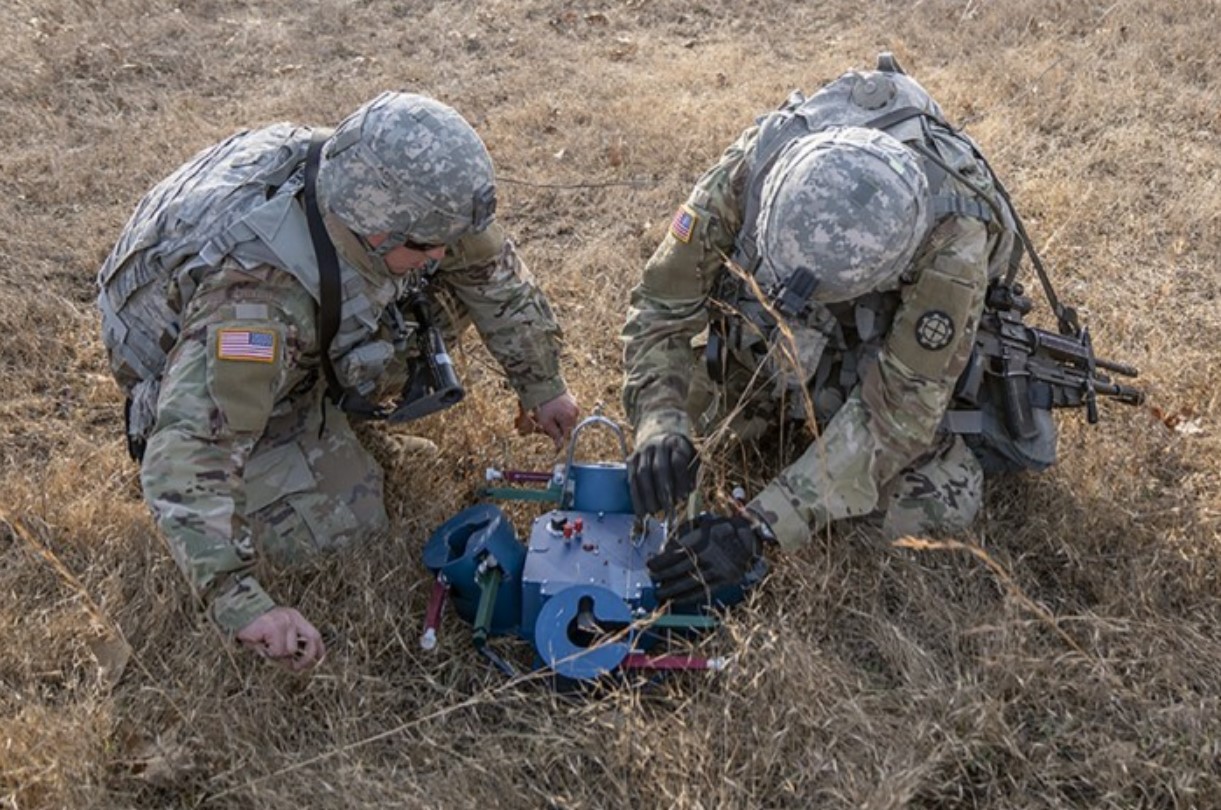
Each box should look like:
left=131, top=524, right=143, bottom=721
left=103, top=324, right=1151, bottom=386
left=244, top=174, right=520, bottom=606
left=98, top=125, right=316, bottom=395
left=97, top=124, right=416, bottom=460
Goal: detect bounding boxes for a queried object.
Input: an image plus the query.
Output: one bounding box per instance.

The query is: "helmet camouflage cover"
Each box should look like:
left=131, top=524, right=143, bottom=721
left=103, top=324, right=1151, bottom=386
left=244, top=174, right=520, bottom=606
left=756, top=126, right=932, bottom=304
left=317, top=92, right=497, bottom=247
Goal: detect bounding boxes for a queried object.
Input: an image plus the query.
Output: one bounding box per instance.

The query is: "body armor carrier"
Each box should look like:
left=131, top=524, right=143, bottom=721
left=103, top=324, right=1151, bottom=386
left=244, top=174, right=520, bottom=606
left=712, top=55, right=1021, bottom=425
left=98, top=125, right=401, bottom=450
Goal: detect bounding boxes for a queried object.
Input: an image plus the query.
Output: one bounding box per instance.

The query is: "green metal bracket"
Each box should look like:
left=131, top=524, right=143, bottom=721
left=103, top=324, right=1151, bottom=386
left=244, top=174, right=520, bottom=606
left=472, top=564, right=504, bottom=648
left=650, top=614, right=720, bottom=631
left=480, top=486, right=563, bottom=504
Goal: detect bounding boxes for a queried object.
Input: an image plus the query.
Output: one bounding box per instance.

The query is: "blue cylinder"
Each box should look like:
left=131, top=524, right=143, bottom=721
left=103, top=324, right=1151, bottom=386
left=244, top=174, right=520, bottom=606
left=568, top=462, right=633, bottom=514
left=422, top=504, right=525, bottom=636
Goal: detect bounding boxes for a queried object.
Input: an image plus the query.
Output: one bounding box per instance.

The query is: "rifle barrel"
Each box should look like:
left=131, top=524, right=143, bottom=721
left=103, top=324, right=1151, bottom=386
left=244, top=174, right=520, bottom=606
left=1093, top=379, right=1145, bottom=406
left=1094, top=357, right=1140, bottom=378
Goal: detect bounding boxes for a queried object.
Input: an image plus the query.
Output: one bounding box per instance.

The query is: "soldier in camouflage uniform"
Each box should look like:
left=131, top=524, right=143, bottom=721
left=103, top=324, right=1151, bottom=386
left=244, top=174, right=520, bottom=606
left=98, top=93, right=580, bottom=669
left=623, top=58, right=1033, bottom=604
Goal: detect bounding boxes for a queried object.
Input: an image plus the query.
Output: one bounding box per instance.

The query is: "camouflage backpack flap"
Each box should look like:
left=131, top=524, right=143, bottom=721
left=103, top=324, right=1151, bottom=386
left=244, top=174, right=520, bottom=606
left=98, top=124, right=312, bottom=394
left=920, top=125, right=1020, bottom=283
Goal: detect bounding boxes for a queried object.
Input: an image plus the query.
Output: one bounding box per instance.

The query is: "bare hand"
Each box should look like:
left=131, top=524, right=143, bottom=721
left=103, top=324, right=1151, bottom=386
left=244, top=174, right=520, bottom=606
left=235, top=607, right=326, bottom=672
left=518, top=391, right=580, bottom=449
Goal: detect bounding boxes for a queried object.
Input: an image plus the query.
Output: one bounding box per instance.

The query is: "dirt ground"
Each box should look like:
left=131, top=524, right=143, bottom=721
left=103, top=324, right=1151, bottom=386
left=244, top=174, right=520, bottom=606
left=1, top=0, right=1219, bottom=807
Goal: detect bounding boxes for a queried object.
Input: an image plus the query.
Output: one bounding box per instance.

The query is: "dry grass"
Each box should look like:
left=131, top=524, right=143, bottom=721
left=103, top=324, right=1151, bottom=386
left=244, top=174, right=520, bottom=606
left=2, top=0, right=1220, bottom=807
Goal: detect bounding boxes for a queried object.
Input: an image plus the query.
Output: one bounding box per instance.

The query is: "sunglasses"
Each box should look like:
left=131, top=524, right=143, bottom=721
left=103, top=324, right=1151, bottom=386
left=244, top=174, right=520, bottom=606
left=367, top=234, right=447, bottom=257
left=401, top=238, right=446, bottom=253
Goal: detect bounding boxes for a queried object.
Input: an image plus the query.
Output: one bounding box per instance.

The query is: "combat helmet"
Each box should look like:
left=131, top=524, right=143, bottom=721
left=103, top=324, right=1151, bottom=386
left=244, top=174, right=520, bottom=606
left=756, top=126, right=932, bottom=307
left=317, top=92, right=497, bottom=250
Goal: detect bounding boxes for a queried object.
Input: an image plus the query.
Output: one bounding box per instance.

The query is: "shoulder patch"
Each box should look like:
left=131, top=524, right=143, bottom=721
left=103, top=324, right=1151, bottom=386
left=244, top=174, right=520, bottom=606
left=914, top=310, right=955, bottom=351
left=216, top=328, right=278, bottom=363
left=669, top=204, right=698, bottom=243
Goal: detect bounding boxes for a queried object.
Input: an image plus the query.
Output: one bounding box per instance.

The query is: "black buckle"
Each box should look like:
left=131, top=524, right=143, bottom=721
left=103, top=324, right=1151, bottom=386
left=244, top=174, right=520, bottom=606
left=773, top=267, right=818, bottom=319
left=472, top=184, right=497, bottom=231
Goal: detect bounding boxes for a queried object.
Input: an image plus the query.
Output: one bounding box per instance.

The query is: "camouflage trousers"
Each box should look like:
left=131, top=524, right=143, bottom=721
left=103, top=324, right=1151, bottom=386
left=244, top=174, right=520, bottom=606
left=244, top=391, right=388, bottom=563
left=688, top=350, right=983, bottom=539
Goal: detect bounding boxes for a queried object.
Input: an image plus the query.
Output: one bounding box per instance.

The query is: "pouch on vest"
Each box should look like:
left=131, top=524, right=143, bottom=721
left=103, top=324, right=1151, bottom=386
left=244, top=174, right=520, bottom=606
left=950, top=340, right=1058, bottom=475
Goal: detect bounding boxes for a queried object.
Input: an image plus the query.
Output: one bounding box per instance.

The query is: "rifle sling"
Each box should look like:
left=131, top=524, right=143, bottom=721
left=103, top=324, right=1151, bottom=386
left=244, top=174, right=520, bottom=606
left=303, top=131, right=345, bottom=405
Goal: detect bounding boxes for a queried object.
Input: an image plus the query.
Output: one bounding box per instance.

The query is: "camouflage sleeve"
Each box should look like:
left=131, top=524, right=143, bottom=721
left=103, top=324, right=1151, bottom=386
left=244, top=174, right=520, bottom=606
left=436, top=221, right=568, bottom=410
left=748, top=217, right=991, bottom=550
left=140, top=262, right=318, bottom=633
left=621, top=126, right=757, bottom=446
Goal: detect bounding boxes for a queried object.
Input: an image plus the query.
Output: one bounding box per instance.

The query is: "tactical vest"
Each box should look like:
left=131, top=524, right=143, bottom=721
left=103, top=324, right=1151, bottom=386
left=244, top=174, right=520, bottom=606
left=720, top=57, right=1020, bottom=423
left=98, top=124, right=400, bottom=436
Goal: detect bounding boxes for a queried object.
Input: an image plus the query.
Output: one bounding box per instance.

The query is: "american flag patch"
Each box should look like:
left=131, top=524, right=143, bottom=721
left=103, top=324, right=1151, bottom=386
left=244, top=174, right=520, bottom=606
left=670, top=204, right=698, bottom=243
left=217, top=329, right=277, bottom=363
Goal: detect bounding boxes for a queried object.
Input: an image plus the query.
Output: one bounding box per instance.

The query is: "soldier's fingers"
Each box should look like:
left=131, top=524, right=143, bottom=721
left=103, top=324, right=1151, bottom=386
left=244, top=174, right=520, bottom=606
left=653, top=443, right=676, bottom=510
left=671, top=438, right=695, bottom=484
left=237, top=633, right=267, bottom=655
left=671, top=436, right=700, bottom=502
left=546, top=421, right=567, bottom=450
left=706, top=521, right=736, bottom=547
left=628, top=464, right=648, bottom=517
left=647, top=548, right=698, bottom=582
left=514, top=405, right=541, bottom=436
left=630, top=449, right=649, bottom=513
left=255, top=624, right=285, bottom=658
left=284, top=625, right=299, bottom=661
left=533, top=409, right=561, bottom=444
left=556, top=408, right=579, bottom=437
left=656, top=575, right=712, bottom=605
left=630, top=446, right=659, bottom=514
left=293, top=634, right=324, bottom=671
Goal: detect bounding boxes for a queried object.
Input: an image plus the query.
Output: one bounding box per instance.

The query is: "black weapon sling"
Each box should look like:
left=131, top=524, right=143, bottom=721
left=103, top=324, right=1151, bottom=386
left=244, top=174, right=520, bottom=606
left=302, top=131, right=345, bottom=410
left=301, top=130, right=354, bottom=437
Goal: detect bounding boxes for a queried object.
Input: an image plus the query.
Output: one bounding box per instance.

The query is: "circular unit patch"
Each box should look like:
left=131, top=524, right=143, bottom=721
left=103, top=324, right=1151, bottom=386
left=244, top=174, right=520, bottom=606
left=914, top=310, right=956, bottom=351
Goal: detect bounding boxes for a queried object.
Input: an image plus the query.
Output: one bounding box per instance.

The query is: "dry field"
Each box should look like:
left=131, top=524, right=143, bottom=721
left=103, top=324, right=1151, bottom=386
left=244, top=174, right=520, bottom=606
left=2, top=0, right=1219, bottom=807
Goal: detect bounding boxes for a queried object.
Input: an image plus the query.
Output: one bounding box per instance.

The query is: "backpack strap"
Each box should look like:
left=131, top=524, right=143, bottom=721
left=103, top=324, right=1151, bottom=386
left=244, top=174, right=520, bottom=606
left=863, top=106, right=999, bottom=226
left=874, top=112, right=1081, bottom=336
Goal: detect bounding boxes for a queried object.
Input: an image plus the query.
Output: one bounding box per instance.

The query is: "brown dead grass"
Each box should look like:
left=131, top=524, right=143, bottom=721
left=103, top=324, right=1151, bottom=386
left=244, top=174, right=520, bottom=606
left=2, top=0, right=1220, bottom=807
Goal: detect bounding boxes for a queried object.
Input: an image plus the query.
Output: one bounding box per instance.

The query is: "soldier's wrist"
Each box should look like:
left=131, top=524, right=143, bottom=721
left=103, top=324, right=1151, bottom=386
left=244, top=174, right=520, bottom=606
left=635, top=408, right=691, bottom=448
left=515, top=376, right=568, bottom=412
left=746, top=485, right=810, bottom=551
left=209, top=575, right=277, bottom=636
left=743, top=508, right=778, bottom=548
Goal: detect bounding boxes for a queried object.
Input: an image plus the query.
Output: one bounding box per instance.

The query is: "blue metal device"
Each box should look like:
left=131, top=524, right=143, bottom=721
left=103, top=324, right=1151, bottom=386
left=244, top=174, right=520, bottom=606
left=421, top=415, right=744, bottom=680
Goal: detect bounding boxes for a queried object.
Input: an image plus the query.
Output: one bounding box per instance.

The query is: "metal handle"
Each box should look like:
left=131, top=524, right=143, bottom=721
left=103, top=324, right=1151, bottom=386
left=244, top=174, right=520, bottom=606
left=561, top=415, right=630, bottom=471
left=559, top=415, right=630, bottom=507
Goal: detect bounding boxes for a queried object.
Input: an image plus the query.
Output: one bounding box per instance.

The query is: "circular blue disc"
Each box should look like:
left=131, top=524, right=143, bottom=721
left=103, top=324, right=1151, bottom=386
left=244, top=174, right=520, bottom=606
left=533, top=585, right=632, bottom=680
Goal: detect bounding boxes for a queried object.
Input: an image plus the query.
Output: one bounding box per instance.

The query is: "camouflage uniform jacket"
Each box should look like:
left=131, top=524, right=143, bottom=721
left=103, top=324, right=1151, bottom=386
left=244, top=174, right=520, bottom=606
left=622, top=119, right=1001, bottom=551
left=105, top=128, right=567, bottom=631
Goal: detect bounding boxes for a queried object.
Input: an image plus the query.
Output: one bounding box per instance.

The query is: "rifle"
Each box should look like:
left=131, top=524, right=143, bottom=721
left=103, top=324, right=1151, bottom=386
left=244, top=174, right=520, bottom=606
left=955, top=280, right=1144, bottom=440
left=385, top=286, right=465, bottom=423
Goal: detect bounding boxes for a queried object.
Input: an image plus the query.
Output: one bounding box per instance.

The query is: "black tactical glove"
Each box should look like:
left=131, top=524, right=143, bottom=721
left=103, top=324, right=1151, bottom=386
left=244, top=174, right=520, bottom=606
left=647, top=513, right=762, bottom=605
left=627, top=433, right=700, bottom=517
